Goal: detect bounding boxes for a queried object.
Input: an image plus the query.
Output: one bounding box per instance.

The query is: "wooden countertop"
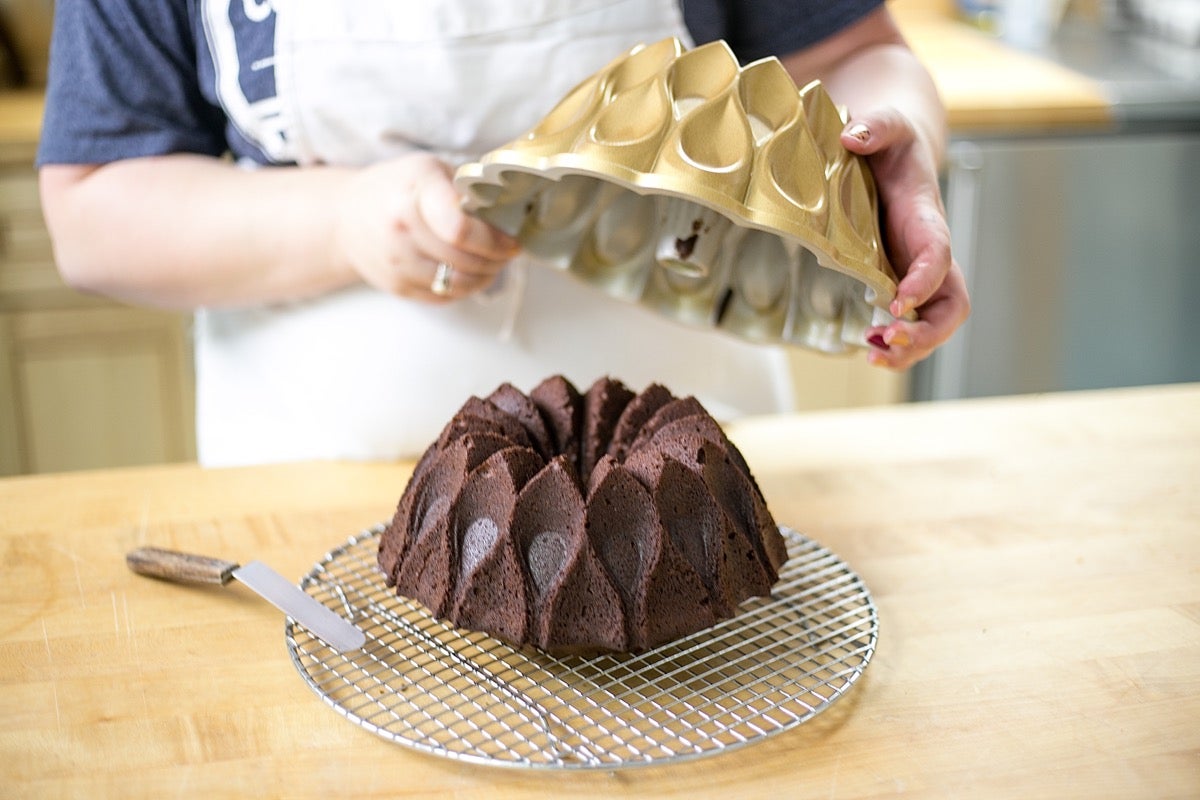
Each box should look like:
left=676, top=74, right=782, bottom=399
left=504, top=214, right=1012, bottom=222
left=2, top=383, right=1197, bottom=798
left=895, top=11, right=1113, bottom=131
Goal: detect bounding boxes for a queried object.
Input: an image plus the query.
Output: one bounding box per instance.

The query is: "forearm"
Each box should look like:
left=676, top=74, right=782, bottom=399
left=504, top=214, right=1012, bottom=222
left=40, top=154, right=358, bottom=309
left=781, top=8, right=946, bottom=168
left=818, top=44, right=947, bottom=169
left=780, top=7, right=968, bottom=369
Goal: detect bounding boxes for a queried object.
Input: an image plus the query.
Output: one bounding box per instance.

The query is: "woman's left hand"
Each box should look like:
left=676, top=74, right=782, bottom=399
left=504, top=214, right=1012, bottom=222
left=840, top=109, right=970, bottom=370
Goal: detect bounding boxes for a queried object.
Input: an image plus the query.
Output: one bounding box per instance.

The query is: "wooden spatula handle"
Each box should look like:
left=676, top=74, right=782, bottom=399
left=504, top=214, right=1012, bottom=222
left=126, top=547, right=239, bottom=585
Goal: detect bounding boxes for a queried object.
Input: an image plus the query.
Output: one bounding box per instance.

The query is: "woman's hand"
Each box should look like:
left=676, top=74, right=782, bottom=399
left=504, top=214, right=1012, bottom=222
left=40, top=152, right=520, bottom=310
left=841, top=112, right=970, bottom=370
left=781, top=6, right=970, bottom=370
left=334, top=153, right=520, bottom=302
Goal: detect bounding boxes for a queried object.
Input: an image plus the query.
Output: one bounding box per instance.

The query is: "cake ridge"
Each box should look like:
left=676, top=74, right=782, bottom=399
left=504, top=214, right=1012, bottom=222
left=529, top=376, right=583, bottom=473
left=608, top=382, right=674, bottom=462
left=585, top=459, right=714, bottom=649
left=486, top=383, right=556, bottom=460
left=512, top=455, right=628, bottom=653
left=579, top=376, right=636, bottom=482
left=448, top=446, right=544, bottom=645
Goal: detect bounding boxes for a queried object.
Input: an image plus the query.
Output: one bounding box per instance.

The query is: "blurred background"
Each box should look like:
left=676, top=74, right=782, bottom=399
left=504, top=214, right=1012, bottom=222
left=908, top=0, right=1200, bottom=404
left=0, top=0, right=1197, bottom=474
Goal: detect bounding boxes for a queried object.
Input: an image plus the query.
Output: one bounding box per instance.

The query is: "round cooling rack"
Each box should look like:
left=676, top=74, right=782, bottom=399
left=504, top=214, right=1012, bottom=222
left=285, top=524, right=878, bottom=770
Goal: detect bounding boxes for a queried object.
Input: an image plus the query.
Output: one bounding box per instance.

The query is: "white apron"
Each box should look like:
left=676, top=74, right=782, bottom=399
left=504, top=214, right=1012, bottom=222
left=195, top=0, right=795, bottom=465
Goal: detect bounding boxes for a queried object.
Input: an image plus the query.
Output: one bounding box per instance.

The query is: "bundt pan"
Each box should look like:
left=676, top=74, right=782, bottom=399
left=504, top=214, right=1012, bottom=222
left=454, top=37, right=904, bottom=354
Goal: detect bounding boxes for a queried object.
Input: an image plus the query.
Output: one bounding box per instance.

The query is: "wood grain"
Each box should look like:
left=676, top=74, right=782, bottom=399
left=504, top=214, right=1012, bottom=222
left=1, top=384, right=1197, bottom=798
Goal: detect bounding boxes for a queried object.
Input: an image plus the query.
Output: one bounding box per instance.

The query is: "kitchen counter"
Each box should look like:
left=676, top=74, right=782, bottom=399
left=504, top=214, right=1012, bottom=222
left=0, top=88, right=42, bottom=161
left=2, top=383, right=1197, bottom=798
left=893, top=11, right=1114, bottom=132
left=1026, top=18, right=1200, bottom=129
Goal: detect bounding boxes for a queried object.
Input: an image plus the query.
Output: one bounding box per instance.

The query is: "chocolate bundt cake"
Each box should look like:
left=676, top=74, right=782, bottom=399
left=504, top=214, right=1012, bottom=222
left=378, top=375, right=788, bottom=655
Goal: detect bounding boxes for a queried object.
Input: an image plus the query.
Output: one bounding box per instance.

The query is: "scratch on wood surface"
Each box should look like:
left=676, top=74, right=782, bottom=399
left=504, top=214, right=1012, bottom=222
left=42, top=619, right=62, bottom=734
left=122, top=591, right=134, bottom=648
left=111, top=591, right=121, bottom=638
left=829, top=752, right=841, bottom=800
left=49, top=680, right=62, bottom=735
left=74, top=559, right=85, bottom=607
left=137, top=498, right=150, bottom=542
left=135, top=649, right=150, bottom=718
left=174, top=764, right=193, bottom=799
left=41, top=618, right=53, bottom=668
left=50, top=544, right=88, bottom=608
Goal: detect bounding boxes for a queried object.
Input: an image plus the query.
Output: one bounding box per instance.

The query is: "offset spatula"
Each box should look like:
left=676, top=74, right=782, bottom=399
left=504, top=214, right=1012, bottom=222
left=126, top=547, right=365, bottom=653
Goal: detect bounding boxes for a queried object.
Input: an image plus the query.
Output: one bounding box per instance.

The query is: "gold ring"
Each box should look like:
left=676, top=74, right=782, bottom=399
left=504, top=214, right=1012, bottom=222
left=430, top=262, right=453, bottom=296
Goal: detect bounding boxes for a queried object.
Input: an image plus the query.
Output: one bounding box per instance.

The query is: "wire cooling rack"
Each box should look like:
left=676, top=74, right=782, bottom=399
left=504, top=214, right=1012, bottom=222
left=286, top=524, right=877, bottom=770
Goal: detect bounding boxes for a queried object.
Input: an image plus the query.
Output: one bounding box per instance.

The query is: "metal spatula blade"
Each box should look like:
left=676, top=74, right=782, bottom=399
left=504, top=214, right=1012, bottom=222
left=126, top=546, right=365, bottom=653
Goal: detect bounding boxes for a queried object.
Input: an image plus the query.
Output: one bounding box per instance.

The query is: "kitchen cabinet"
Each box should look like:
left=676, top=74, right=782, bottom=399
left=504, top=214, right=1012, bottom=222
left=785, top=349, right=907, bottom=410
left=0, top=100, right=195, bottom=475
left=0, top=304, right=196, bottom=475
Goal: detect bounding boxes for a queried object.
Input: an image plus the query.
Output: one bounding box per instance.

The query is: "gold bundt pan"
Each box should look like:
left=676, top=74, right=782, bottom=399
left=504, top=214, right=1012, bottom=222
left=455, top=37, right=903, bottom=353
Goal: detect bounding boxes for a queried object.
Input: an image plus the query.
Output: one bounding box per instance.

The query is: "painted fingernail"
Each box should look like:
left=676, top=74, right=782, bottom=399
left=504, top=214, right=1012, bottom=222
left=884, top=329, right=912, bottom=347
left=846, top=123, right=871, bottom=143
left=867, top=333, right=889, bottom=350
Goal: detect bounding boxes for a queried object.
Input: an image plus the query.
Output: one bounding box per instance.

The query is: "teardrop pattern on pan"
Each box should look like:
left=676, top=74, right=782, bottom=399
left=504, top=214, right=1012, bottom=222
left=456, top=37, right=906, bottom=354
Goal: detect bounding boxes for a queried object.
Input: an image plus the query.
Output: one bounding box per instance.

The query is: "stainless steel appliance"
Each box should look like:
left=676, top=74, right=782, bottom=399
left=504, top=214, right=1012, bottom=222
left=914, top=19, right=1200, bottom=401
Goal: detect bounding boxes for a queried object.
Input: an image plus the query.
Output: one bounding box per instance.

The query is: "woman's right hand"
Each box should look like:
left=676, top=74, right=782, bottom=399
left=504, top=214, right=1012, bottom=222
left=333, top=153, right=521, bottom=302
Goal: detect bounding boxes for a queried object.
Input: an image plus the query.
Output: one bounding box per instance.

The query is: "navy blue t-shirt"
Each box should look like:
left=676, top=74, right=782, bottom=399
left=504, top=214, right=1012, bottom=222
left=37, top=0, right=883, bottom=168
